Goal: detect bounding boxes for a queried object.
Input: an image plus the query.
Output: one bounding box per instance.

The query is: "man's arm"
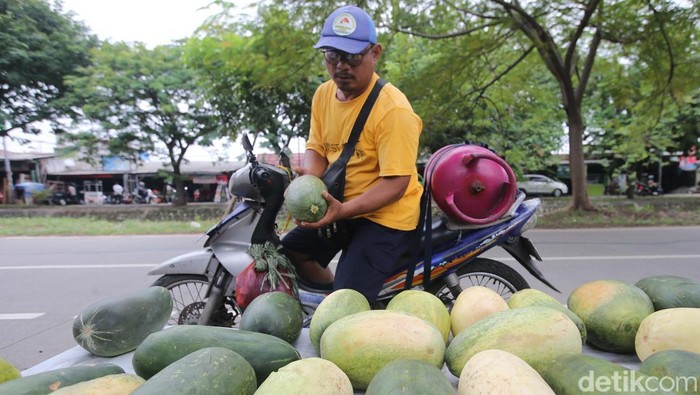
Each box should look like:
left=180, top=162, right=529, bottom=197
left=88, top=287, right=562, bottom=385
left=298, top=175, right=410, bottom=228
left=294, top=149, right=328, bottom=178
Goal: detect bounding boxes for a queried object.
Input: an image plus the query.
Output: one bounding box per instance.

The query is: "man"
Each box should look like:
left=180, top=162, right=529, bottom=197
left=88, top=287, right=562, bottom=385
left=281, top=5, right=423, bottom=303
left=112, top=183, right=123, bottom=204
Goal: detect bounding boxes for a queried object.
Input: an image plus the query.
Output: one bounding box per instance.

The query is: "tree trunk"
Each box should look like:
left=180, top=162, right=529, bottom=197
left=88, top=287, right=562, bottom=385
left=567, top=109, right=596, bottom=211
left=172, top=171, right=187, bottom=207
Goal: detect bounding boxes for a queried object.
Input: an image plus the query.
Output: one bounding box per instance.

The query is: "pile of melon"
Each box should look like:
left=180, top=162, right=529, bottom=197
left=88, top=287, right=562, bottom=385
left=2, top=275, right=700, bottom=394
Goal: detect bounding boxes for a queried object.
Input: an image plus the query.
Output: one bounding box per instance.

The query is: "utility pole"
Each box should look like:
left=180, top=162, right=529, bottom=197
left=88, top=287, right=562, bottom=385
left=2, top=135, right=13, bottom=204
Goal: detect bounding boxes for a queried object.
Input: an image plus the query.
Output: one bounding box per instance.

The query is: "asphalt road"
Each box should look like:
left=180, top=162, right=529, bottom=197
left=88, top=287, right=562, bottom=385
left=1, top=227, right=699, bottom=371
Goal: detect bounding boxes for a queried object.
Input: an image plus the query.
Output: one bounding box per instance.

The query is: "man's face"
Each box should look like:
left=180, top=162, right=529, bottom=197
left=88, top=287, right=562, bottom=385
left=323, top=44, right=381, bottom=99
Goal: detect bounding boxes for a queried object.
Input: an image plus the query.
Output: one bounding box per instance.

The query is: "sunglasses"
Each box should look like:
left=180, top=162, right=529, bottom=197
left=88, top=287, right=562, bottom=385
left=322, top=45, right=374, bottom=67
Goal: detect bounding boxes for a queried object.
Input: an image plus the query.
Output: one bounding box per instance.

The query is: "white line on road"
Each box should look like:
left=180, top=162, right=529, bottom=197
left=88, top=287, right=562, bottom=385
left=0, top=313, right=45, bottom=320
left=494, top=254, right=700, bottom=261
left=0, top=264, right=155, bottom=270
left=1, top=254, right=699, bottom=270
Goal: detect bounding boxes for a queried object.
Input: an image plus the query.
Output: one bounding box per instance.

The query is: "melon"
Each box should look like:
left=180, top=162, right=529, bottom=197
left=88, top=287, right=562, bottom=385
left=639, top=349, right=700, bottom=378
left=458, top=349, right=554, bottom=395
left=508, top=288, right=587, bottom=343
left=132, top=347, right=257, bottom=395
left=567, top=279, right=654, bottom=353
left=386, top=289, right=451, bottom=342
left=52, top=373, right=144, bottom=394
left=445, top=306, right=582, bottom=376
left=73, top=286, right=172, bottom=357
left=450, top=286, right=509, bottom=337
left=309, top=289, right=370, bottom=353
left=0, top=364, right=125, bottom=395
left=635, top=275, right=700, bottom=310
left=0, top=357, right=20, bottom=385
left=320, top=310, right=445, bottom=390
left=542, top=353, right=652, bottom=395
left=239, top=291, right=303, bottom=344
left=366, top=359, right=455, bottom=395
left=255, top=357, right=353, bottom=395
left=635, top=307, right=700, bottom=361
left=285, top=175, right=328, bottom=223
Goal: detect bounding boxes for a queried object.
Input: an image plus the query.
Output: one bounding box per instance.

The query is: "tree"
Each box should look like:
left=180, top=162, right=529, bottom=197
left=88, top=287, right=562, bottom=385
left=0, top=0, right=95, bottom=201
left=274, top=0, right=697, bottom=210
left=185, top=5, right=324, bottom=156
left=381, top=32, right=565, bottom=175
left=59, top=42, right=225, bottom=206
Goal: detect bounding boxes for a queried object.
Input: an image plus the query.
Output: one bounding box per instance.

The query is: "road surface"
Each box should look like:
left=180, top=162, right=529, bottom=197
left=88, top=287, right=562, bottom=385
left=1, top=227, right=699, bottom=370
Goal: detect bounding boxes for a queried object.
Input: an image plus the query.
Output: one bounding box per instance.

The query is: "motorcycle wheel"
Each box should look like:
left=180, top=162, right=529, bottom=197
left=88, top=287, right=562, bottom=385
left=426, top=257, right=529, bottom=308
left=151, top=274, right=240, bottom=327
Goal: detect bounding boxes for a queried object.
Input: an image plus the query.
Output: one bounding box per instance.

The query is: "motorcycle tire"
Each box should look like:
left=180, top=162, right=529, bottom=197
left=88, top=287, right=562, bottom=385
left=151, top=274, right=240, bottom=327
left=426, top=257, right=529, bottom=307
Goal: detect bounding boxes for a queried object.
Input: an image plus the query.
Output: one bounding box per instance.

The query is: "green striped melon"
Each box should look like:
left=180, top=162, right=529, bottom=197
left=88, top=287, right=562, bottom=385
left=639, top=350, right=700, bottom=395
left=445, top=306, right=581, bottom=376
left=52, top=374, right=144, bottom=394
left=635, top=275, right=700, bottom=310
left=386, top=290, right=451, bottom=342
left=568, top=279, right=654, bottom=353
left=239, top=291, right=303, bottom=344
left=508, top=288, right=586, bottom=343
left=73, top=286, right=172, bottom=357
left=285, top=175, right=328, bottom=223
left=309, top=289, right=370, bottom=353
left=132, top=347, right=256, bottom=395
left=320, top=310, right=445, bottom=390
left=542, top=353, right=655, bottom=395
left=366, top=359, right=455, bottom=395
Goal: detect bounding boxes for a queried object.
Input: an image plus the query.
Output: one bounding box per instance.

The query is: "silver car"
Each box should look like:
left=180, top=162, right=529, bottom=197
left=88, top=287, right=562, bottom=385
left=517, top=174, right=568, bottom=197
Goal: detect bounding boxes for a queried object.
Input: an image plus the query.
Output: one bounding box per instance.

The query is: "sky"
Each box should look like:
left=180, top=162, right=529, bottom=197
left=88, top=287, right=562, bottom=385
left=61, top=0, right=227, bottom=47
left=7, top=0, right=256, bottom=160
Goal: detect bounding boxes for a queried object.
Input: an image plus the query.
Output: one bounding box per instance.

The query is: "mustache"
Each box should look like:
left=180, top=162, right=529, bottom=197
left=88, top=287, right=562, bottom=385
left=333, top=72, right=354, bottom=79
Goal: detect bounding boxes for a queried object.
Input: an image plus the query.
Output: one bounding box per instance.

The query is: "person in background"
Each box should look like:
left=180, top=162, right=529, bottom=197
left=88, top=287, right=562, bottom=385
left=112, top=183, right=123, bottom=204
left=280, top=5, right=423, bottom=304
left=67, top=183, right=77, bottom=198
left=165, top=184, right=175, bottom=203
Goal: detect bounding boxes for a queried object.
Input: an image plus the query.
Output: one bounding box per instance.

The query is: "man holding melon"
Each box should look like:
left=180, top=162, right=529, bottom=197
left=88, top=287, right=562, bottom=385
left=281, top=5, right=424, bottom=304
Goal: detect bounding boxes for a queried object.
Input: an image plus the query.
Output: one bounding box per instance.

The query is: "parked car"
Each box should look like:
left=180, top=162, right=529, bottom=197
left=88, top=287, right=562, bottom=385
left=517, top=174, right=568, bottom=197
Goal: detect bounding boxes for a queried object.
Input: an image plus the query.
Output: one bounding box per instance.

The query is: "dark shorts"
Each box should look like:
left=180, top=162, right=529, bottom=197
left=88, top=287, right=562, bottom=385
left=280, top=218, right=416, bottom=302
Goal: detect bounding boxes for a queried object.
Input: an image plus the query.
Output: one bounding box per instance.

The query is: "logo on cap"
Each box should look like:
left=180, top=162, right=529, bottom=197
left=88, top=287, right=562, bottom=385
left=332, top=12, right=356, bottom=36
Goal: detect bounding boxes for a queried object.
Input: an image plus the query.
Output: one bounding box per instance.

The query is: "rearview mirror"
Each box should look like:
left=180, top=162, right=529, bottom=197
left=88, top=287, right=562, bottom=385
left=242, top=134, right=253, bottom=152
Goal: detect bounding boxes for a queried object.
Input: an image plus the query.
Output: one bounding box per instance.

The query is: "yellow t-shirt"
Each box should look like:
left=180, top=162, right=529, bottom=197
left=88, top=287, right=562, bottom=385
left=307, top=74, right=423, bottom=231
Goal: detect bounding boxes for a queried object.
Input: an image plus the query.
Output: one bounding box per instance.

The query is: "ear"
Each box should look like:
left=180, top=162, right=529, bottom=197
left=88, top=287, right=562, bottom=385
left=371, top=44, right=382, bottom=63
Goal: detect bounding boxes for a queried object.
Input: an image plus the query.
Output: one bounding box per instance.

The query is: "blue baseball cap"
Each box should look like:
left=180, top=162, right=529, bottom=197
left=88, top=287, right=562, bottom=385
left=314, top=6, right=377, bottom=54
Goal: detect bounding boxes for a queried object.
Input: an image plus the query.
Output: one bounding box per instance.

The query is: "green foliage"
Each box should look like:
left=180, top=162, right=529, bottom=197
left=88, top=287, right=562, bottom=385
left=0, top=0, right=96, bottom=136
left=58, top=42, right=225, bottom=205
left=272, top=0, right=698, bottom=209
left=185, top=4, right=324, bottom=154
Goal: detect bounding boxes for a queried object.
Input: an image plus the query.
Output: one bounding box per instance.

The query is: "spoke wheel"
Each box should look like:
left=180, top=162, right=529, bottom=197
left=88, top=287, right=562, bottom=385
left=427, top=258, right=529, bottom=308
left=152, top=274, right=240, bottom=327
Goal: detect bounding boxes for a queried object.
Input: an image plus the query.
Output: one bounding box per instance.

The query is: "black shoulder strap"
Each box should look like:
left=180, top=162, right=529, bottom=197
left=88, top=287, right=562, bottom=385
left=335, top=78, right=386, bottom=166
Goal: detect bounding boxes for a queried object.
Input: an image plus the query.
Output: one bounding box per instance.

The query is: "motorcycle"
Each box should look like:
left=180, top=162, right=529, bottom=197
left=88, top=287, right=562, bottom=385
left=148, top=135, right=558, bottom=327
left=635, top=177, right=662, bottom=196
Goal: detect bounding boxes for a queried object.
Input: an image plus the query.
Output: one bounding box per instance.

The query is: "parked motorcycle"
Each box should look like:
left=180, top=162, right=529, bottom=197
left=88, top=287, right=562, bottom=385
left=635, top=176, right=662, bottom=196
left=148, top=135, right=558, bottom=327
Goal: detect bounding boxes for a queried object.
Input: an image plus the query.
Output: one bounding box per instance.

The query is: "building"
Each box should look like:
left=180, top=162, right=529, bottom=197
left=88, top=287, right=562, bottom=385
left=1, top=151, right=245, bottom=203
